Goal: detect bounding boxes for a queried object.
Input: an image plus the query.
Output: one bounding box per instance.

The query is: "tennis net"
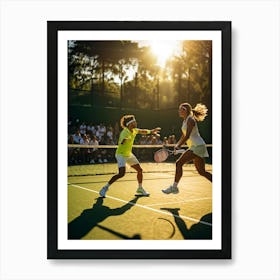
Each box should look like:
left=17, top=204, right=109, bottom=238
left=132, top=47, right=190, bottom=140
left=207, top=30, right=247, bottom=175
left=68, top=144, right=212, bottom=177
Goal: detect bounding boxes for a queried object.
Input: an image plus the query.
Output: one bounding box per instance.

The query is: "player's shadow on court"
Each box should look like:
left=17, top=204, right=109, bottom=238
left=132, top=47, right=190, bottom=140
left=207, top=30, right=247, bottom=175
left=68, top=196, right=141, bottom=239
left=96, top=224, right=141, bottom=239
left=160, top=208, right=212, bottom=239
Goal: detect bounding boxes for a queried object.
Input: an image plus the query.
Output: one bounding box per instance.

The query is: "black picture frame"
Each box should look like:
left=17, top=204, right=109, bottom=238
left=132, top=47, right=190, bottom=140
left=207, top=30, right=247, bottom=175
left=47, top=21, right=231, bottom=259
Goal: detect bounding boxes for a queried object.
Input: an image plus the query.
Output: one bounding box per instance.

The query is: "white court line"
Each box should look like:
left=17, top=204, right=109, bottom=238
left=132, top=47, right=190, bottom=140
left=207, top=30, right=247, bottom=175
left=68, top=183, right=212, bottom=227
left=146, top=197, right=212, bottom=207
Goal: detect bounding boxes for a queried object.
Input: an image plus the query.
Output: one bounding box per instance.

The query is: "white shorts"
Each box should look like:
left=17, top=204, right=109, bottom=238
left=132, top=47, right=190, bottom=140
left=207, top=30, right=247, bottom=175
left=115, top=153, right=140, bottom=168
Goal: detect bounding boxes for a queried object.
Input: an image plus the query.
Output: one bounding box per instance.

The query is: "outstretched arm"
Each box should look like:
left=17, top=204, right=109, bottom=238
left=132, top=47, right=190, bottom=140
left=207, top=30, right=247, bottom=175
left=151, top=127, right=161, bottom=136
left=137, top=127, right=161, bottom=136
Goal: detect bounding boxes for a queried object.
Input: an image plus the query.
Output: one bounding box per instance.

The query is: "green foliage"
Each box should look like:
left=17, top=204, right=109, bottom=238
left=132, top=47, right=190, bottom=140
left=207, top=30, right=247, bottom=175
left=68, top=40, right=212, bottom=112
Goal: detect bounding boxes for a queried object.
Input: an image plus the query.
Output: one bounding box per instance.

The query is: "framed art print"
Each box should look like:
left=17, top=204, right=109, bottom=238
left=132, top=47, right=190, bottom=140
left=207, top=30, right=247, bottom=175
left=47, top=21, right=231, bottom=259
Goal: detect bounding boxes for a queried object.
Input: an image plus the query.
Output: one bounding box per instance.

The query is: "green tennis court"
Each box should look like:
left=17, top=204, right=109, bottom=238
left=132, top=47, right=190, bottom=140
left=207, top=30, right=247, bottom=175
left=68, top=162, right=212, bottom=240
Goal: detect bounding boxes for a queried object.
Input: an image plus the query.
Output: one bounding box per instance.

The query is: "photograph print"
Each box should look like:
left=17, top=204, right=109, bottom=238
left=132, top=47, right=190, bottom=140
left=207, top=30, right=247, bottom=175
left=47, top=21, right=231, bottom=259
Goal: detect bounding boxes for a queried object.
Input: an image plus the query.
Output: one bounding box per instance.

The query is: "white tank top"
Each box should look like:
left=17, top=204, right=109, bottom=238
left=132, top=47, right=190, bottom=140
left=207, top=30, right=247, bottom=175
left=181, top=115, right=206, bottom=147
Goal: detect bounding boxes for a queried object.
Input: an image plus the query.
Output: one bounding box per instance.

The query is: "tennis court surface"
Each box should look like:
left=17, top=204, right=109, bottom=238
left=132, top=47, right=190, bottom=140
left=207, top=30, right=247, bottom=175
left=68, top=162, right=212, bottom=240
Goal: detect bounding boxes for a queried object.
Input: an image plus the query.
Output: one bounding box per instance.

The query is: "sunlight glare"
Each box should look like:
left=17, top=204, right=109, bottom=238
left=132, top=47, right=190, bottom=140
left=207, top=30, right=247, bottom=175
left=149, top=40, right=181, bottom=67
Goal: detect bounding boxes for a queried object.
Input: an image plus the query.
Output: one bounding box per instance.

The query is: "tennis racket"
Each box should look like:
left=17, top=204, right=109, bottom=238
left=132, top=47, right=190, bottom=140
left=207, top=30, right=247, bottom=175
left=154, top=147, right=185, bottom=163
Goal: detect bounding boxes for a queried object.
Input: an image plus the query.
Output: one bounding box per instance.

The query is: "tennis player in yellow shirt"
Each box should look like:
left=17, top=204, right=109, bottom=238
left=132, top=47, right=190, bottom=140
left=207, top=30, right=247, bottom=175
left=99, top=115, right=161, bottom=197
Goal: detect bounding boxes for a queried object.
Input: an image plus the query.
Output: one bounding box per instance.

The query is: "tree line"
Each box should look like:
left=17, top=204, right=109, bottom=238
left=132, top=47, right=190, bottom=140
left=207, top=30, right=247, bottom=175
left=68, top=40, right=212, bottom=111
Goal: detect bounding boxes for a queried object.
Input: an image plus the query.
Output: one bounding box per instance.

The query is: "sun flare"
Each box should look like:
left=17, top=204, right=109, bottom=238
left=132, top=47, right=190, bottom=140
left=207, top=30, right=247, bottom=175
left=149, top=40, right=181, bottom=67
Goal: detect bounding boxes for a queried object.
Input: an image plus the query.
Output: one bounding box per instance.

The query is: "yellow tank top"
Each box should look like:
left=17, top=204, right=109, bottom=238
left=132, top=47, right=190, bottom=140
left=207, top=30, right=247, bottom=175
left=116, top=128, right=138, bottom=156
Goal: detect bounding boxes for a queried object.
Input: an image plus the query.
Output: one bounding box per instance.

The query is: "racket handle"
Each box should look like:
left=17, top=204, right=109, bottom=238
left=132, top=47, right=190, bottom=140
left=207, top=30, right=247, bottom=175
left=174, top=149, right=185, bottom=155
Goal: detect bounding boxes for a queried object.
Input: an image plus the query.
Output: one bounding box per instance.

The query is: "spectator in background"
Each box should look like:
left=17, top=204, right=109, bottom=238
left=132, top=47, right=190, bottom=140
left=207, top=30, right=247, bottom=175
left=80, top=134, right=91, bottom=163
left=89, top=135, right=99, bottom=163
left=150, top=136, right=157, bottom=145
left=95, top=126, right=101, bottom=141
left=99, top=123, right=106, bottom=138
left=99, top=135, right=106, bottom=145
left=139, top=135, right=147, bottom=145
left=106, top=127, right=114, bottom=142
left=145, top=135, right=153, bottom=145
left=163, top=136, right=168, bottom=145
left=106, top=136, right=115, bottom=145
left=73, top=130, right=82, bottom=144
left=79, top=122, right=87, bottom=136
left=168, top=135, right=176, bottom=144
left=155, top=134, right=163, bottom=145
left=89, top=135, right=99, bottom=147
left=87, top=123, right=96, bottom=137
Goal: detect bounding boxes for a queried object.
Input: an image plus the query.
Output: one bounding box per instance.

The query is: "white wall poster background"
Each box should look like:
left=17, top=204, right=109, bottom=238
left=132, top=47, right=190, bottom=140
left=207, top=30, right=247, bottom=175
left=0, top=0, right=279, bottom=279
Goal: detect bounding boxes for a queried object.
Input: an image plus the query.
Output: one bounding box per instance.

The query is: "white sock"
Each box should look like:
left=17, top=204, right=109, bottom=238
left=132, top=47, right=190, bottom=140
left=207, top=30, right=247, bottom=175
left=138, top=183, right=142, bottom=188
left=104, top=183, right=110, bottom=189
left=173, top=182, right=178, bottom=188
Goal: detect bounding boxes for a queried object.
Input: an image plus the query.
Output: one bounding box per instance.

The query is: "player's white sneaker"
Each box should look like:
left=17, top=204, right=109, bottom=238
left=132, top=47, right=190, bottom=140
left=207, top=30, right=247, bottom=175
left=162, top=185, right=179, bottom=194
left=136, top=186, right=149, bottom=196
left=99, top=186, right=108, bottom=197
